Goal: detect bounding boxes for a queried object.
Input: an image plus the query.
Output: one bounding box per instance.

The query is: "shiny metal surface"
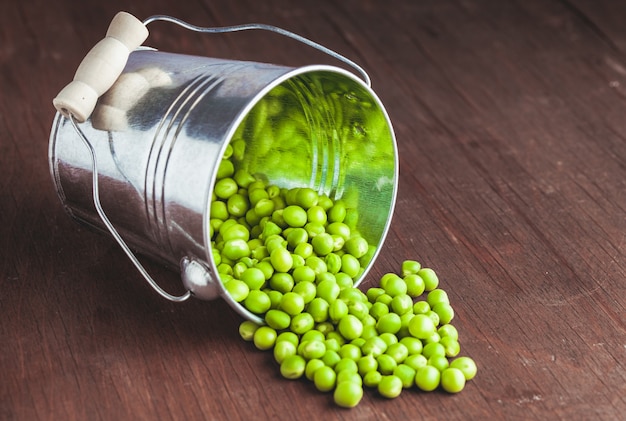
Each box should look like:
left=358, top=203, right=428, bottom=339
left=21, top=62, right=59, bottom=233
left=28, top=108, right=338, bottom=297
left=49, top=49, right=398, bottom=321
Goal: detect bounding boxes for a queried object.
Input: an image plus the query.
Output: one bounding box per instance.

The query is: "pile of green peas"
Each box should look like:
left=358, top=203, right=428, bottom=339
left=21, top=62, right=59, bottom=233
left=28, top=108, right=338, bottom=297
left=211, top=86, right=475, bottom=408
left=238, top=259, right=477, bottom=408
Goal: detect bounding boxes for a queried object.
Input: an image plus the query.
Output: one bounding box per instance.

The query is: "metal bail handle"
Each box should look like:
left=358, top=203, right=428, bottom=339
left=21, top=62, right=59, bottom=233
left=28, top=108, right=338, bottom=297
left=52, top=11, right=372, bottom=303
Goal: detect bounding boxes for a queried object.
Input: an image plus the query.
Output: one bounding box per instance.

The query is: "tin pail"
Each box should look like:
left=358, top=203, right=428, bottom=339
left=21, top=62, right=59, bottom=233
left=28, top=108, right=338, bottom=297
left=49, top=47, right=397, bottom=322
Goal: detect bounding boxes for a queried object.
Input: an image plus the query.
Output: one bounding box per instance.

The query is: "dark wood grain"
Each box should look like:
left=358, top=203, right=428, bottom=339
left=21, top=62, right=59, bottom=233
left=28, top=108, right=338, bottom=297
left=2, top=0, right=625, bottom=419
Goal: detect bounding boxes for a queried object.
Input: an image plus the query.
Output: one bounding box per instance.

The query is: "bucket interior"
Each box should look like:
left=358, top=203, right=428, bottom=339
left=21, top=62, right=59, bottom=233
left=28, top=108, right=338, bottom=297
left=208, top=69, right=397, bottom=297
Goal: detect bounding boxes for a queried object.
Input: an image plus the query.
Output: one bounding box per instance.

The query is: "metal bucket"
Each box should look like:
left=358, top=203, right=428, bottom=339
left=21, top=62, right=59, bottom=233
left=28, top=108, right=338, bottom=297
left=49, top=48, right=398, bottom=322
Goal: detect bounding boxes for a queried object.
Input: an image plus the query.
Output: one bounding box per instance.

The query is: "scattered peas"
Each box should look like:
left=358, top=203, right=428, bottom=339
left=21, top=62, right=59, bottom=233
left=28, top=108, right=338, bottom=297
left=216, top=128, right=478, bottom=407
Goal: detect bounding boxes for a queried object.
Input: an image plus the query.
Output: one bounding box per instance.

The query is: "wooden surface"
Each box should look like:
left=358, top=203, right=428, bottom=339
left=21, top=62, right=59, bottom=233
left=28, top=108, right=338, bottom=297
left=2, top=0, right=625, bottom=419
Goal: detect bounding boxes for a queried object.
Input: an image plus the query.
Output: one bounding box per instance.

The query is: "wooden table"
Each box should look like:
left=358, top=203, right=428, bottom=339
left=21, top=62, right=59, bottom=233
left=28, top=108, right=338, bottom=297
left=2, top=0, right=625, bottom=419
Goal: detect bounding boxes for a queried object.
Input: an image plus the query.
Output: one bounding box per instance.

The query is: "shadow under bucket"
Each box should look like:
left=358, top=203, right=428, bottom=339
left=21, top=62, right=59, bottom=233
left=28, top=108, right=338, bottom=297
left=49, top=49, right=398, bottom=323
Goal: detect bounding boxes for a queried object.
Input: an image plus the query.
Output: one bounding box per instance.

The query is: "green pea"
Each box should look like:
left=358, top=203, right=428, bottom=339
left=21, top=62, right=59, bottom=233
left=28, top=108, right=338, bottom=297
left=292, top=242, right=312, bottom=260
left=316, top=279, right=340, bottom=303
left=227, top=193, right=249, bottom=217
left=404, top=274, right=426, bottom=297
left=280, top=354, right=306, bottom=379
left=366, top=287, right=386, bottom=304
left=344, top=236, right=369, bottom=258
left=347, top=301, right=369, bottom=320
left=270, top=247, right=293, bottom=273
left=254, top=198, right=275, bottom=217
left=273, top=339, right=297, bottom=364
left=361, top=336, right=388, bottom=357
left=300, top=330, right=325, bottom=344
left=376, top=354, right=397, bottom=375
left=316, top=321, right=335, bottom=336
left=238, top=320, right=259, bottom=341
left=233, top=169, right=256, bottom=188
left=385, top=343, right=409, bottom=364
left=295, top=187, right=318, bottom=209
left=378, top=375, right=403, bottom=398
left=327, top=222, right=351, bottom=240
left=433, top=302, right=455, bottom=325
left=375, top=293, right=393, bottom=306
left=276, top=331, right=299, bottom=348
left=290, top=312, right=315, bottom=335
left=325, top=253, right=342, bottom=274
left=299, top=340, right=327, bottom=360
left=322, top=350, right=342, bottom=368
left=363, top=370, right=382, bottom=388
left=282, top=205, right=308, bottom=227
left=313, top=365, right=336, bottom=392
left=305, top=256, right=327, bottom=275
left=224, top=279, right=249, bottom=302
left=413, top=300, right=430, bottom=315
left=329, top=299, right=349, bottom=323
left=248, top=188, right=269, bottom=207
left=265, top=309, right=291, bottom=330
left=382, top=275, right=408, bottom=297
left=338, top=314, right=363, bottom=341
left=292, top=281, right=316, bottom=304
left=338, top=343, right=362, bottom=361
left=408, top=314, right=436, bottom=339
left=335, top=272, right=355, bottom=290
left=426, top=311, right=440, bottom=327
left=438, top=324, right=459, bottom=340
left=335, top=358, right=359, bottom=374
left=286, top=227, right=308, bottom=249
left=427, top=289, right=450, bottom=307
left=428, top=354, right=449, bottom=372
left=244, top=290, right=271, bottom=314
left=222, top=239, right=251, bottom=260
left=306, top=205, right=327, bottom=224
left=307, top=297, right=330, bottom=323
left=401, top=260, right=421, bottom=276
left=404, top=354, right=428, bottom=371
left=340, top=254, right=361, bottom=279
left=415, top=365, right=441, bottom=392
left=336, top=370, right=362, bottom=386
left=418, top=268, right=439, bottom=291
left=376, top=313, right=401, bottom=335
left=210, top=201, right=229, bottom=221
left=333, top=381, right=363, bottom=408
left=449, top=356, right=478, bottom=381
left=326, top=331, right=346, bottom=348
left=269, top=272, right=294, bottom=294
left=280, top=292, right=305, bottom=316
left=357, top=354, right=378, bottom=376
left=292, top=265, right=316, bottom=283
left=253, top=325, right=277, bottom=350
left=240, top=267, right=266, bottom=290
left=399, top=337, right=423, bottom=355
left=214, top=178, right=238, bottom=199
left=369, top=301, right=390, bottom=320
left=328, top=201, right=347, bottom=223
left=266, top=289, right=283, bottom=309
left=304, top=222, right=325, bottom=238
left=439, top=336, right=461, bottom=358
left=305, top=358, right=325, bottom=381
left=393, top=364, right=416, bottom=388
left=390, top=294, right=413, bottom=316
left=441, top=368, right=466, bottom=393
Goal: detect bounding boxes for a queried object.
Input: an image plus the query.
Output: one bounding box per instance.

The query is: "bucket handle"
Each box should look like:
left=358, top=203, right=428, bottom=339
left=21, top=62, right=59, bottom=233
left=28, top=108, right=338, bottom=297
left=141, top=15, right=372, bottom=87
left=53, top=11, right=372, bottom=303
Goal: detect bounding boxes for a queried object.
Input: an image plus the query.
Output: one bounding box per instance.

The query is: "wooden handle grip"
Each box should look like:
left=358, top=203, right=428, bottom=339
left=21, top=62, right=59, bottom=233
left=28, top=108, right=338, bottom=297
left=53, top=12, right=148, bottom=122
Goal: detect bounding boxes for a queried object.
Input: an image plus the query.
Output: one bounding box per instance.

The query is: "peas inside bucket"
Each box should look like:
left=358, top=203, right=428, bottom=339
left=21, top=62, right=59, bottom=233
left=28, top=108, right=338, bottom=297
left=49, top=50, right=397, bottom=325
left=207, top=70, right=398, bottom=323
